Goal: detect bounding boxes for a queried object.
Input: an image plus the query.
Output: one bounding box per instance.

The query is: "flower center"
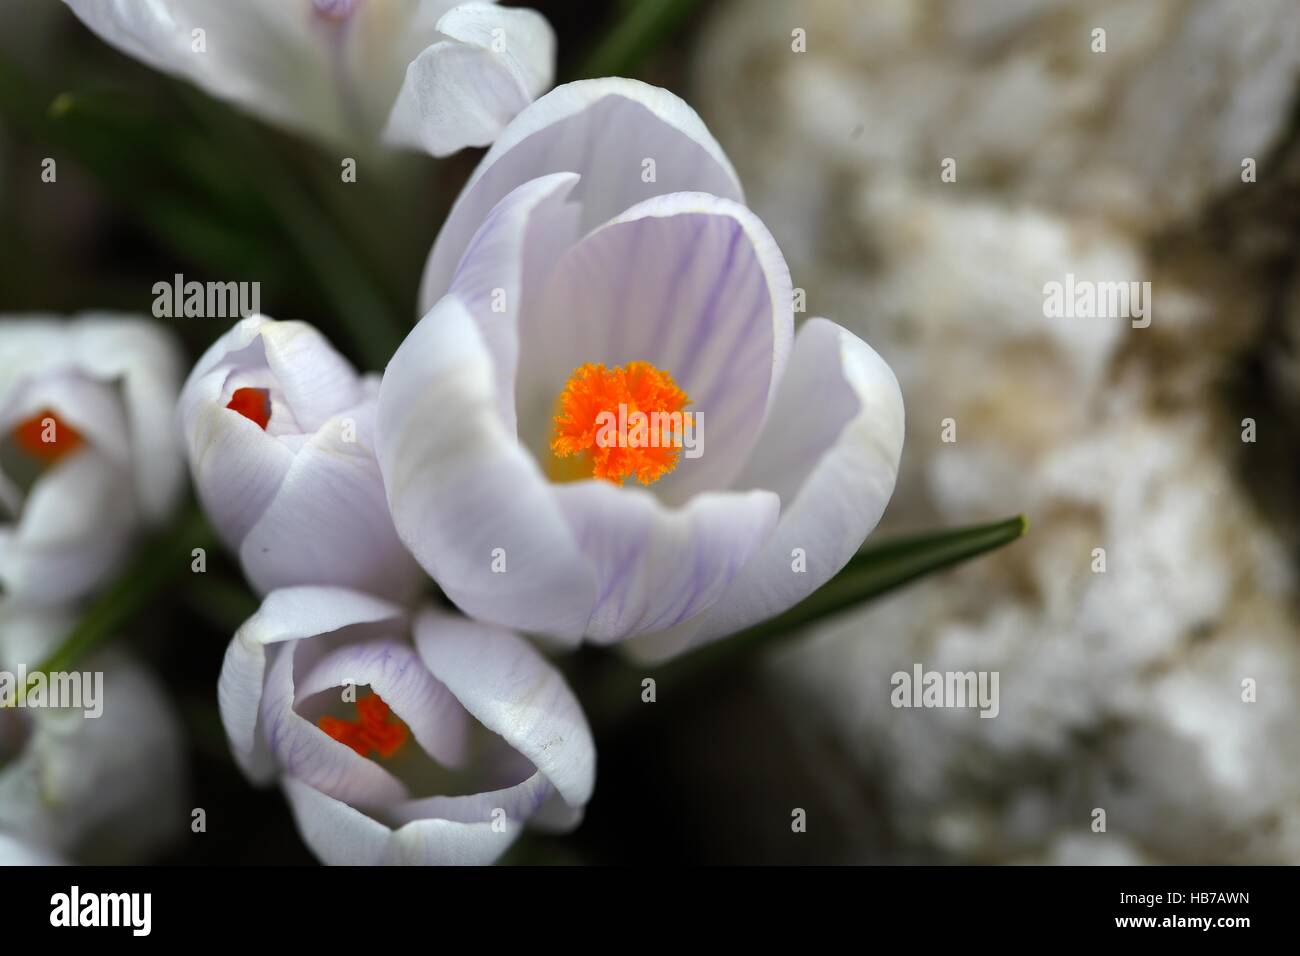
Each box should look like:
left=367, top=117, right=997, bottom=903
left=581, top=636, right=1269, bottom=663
left=550, top=362, right=693, bottom=485
left=226, top=387, right=271, bottom=430
left=317, top=691, right=408, bottom=759
left=10, top=409, right=84, bottom=464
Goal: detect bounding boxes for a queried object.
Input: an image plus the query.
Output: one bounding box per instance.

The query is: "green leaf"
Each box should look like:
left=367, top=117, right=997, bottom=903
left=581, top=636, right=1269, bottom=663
left=576, top=515, right=1028, bottom=730
left=698, top=515, right=1029, bottom=662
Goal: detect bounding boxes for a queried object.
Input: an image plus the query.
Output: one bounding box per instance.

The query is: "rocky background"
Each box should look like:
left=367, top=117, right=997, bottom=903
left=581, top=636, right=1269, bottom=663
left=692, top=0, right=1300, bottom=863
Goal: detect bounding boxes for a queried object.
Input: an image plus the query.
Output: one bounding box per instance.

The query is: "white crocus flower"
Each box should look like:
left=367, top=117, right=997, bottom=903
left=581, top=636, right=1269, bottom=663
left=0, top=606, right=186, bottom=864
left=63, top=0, right=555, bottom=155
left=0, top=315, right=184, bottom=606
left=218, top=586, right=595, bottom=865
left=375, top=79, right=906, bottom=660
left=179, top=316, right=422, bottom=601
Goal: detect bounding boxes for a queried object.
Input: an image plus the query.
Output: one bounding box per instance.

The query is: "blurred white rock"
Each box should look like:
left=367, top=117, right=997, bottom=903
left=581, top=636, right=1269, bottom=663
left=696, top=0, right=1300, bottom=863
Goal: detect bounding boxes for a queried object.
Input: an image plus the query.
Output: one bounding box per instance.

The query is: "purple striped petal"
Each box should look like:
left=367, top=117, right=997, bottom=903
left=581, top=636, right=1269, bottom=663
left=421, top=78, right=744, bottom=307
left=631, top=319, right=905, bottom=661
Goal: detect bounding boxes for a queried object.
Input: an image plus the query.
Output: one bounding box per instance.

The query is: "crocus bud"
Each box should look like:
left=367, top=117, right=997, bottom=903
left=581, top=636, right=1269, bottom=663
left=179, top=316, right=422, bottom=602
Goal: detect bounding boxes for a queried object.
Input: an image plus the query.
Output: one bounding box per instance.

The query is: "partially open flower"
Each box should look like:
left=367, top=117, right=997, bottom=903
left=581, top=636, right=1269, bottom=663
left=63, top=0, right=555, bottom=154
left=0, top=315, right=184, bottom=606
left=218, top=586, right=595, bottom=865
left=179, top=316, right=422, bottom=601
left=376, top=79, right=905, bottom=659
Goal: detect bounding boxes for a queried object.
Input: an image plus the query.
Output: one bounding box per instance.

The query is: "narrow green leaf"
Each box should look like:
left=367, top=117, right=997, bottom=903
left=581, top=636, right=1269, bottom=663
left=577, top=515, right=1028, bottom=731
left=700, top=515, right=1029, bottom=662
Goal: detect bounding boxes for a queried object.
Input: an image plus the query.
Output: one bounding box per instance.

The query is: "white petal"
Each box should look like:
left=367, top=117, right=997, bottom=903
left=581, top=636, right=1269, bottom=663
left=184, top=396, right=295, bottom=554
left=376, top=294, right=598, bottom=641
left=242, top=318, right=365, bottom=432
left=520, top=191, right=793, bottom=499
left=218, top=586, right=406, bottom=783
left=261, top=628, right=408, bottom=806
left=420, top=78, right=743, bottom=307
left=238, top=401, right=423, bottom=601
left=630, top=319, right=905, bottom=661
left=413, top=607, right=595, bottom=807
left=179, top=317, right=366, bottom=552
left=69, top=316, right=185, bottom=524
left=181, top=316, right=363, bottom=437
left=0, top=451, right=136, bottom=606
left=281, top=776, right=395, bottom=865
left=446, top=172, right=582, bottom=433
left=384, top=3, right=556, bottom=157
left=294, top=635, right=469, bottom=769
left=178, top=316, right=270, bottom=411
left=63, top=0, right=360, bottom=145
left=282, top=776, right=518, bottom=865
left=551, top=482, right=779, bottom=643
left=0, top=834, right=63, bottom=866
left=0, top=315, right=185, bottom=527
left=386, top=769, right=553, bottom=828
left=1, top=373, right=130, bottom=471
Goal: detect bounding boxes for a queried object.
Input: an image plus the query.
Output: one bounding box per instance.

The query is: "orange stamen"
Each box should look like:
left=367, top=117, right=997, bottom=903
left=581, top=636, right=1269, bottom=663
left=226, top=387, right=271, bottom=430
left=551, top=361, right=693, bottom=485
left=318, top=691, right=409, bottom=759
left=11, top=409, right=84, bottom=464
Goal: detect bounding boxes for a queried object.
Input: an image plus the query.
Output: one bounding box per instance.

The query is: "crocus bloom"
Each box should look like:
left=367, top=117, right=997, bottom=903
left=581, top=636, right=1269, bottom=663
left=63, top=0, right=555, bottom=154
left=0, top=315, right=184, bottom=606
left=218, top=586, right=595, bottom=865
left=179, top=316, right=422, bottom=601
left=376, top=79, right=905, bottom=659
left=0, top=606, right=186, bottom=863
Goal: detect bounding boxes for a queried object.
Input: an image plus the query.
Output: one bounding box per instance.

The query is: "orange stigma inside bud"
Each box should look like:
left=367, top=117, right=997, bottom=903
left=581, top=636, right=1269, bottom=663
left=226, top=387, right=271, bottom=430
left=318, top=691, right=409, bottom=760
left=11, top=409, right=84, bottom=464
left=551, top=361, right=692, bottom=486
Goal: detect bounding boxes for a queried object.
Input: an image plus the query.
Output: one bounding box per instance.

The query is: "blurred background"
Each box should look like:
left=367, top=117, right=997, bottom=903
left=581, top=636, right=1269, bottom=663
left=2, top=0, right=1299, bottom=864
